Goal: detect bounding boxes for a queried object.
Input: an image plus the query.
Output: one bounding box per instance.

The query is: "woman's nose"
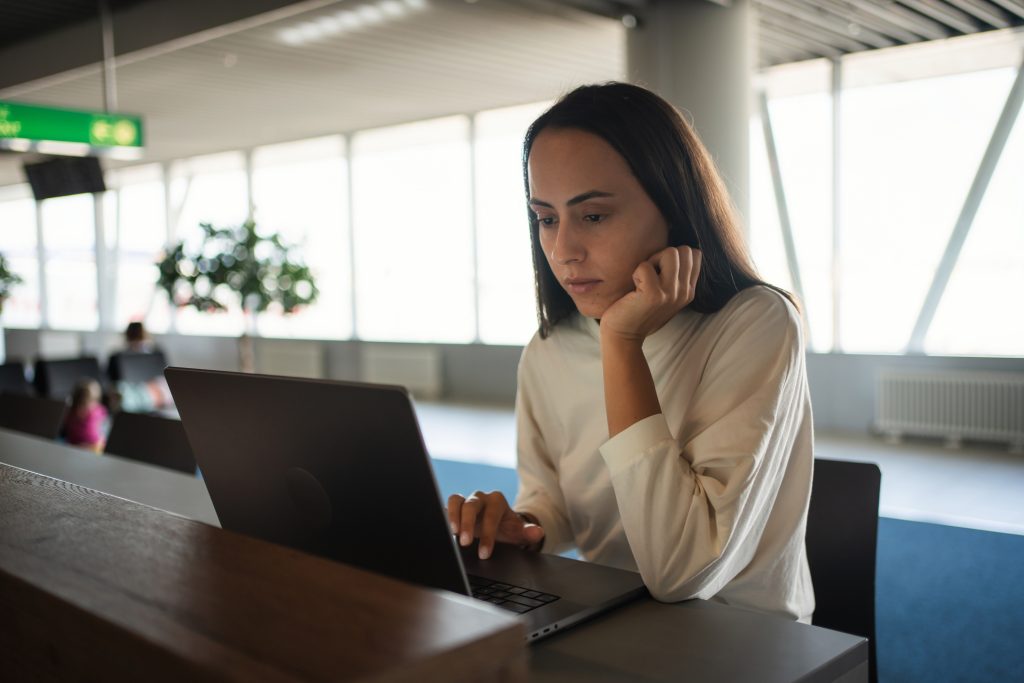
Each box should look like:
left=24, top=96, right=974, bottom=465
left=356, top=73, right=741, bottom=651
left=550, top=224, right=585, bottom=265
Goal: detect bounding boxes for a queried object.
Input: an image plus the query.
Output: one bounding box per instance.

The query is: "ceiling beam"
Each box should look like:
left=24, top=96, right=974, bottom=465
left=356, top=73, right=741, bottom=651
left=896, top=0, right=981, bottom=33
left=944, top=0, right=1014, bottom=28
left=757, top=32, right=820, bottom=64
left=759, top=5, right=875, bottom=52
left=758, top=43, right=801, bottom=67
left=857, top=0, right=952, bottom=40
left=987, top=0, right=1024, bottom=20
left=760, top=16, right=845, bottom=57
left=756, top=0, right=897, bottom=49
left=811, top=0, right=925, bottom=44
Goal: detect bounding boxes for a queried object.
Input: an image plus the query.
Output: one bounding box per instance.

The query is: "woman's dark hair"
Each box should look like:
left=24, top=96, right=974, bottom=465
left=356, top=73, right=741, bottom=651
left=523, top=82, right=793, bottom=338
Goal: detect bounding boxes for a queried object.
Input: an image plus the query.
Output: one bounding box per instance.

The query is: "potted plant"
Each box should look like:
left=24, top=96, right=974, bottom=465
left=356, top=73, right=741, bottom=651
left=0, top=252, right=22, bottom=310
left=155, top=220, right=319, bottom=372
left=0, top=252, right=24, bottom=364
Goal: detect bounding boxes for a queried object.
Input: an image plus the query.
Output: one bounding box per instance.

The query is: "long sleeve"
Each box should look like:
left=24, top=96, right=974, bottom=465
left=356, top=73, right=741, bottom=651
left=512, top=343, right=575, bottom=555
left=599, top=291, right=810, bottom=603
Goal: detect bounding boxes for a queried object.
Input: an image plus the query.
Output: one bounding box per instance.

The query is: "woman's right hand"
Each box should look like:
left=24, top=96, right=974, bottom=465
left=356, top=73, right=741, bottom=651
left=447, top=491, right=545, bottom=560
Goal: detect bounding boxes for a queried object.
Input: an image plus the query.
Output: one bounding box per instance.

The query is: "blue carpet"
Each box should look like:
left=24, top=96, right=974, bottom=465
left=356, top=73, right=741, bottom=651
left=876, top=518, right=1024, bottom=683
left=430, top=457, right=1024, bottom=683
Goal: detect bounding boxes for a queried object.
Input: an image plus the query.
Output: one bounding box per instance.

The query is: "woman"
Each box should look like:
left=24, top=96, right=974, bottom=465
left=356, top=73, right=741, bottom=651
left=449, top=82, right=814, bottom=622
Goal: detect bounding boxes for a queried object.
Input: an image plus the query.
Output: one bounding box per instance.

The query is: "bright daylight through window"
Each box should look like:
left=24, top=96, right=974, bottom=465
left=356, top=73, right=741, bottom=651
left=351, top=116, right=476, bottom=343
left=0, top=32, right=1020, bottom=357
left=751, top=30, right=1023, bottom=357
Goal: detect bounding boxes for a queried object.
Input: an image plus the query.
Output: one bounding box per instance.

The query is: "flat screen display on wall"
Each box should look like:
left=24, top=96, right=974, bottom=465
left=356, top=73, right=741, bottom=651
left=23, top=156, right=106, bottom=200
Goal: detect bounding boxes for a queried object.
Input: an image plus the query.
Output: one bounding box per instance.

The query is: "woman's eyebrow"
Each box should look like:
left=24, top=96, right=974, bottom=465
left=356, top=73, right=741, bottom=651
left=529, top=190, right=615, bottom=209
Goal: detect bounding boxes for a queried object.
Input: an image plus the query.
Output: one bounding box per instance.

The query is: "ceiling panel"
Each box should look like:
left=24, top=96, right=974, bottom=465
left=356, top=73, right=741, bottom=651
left=1, top=0, right=1022, bottom=186
left=753, top=0, right=1024, bottom=67
left=0, top=0, right=625, bottom=185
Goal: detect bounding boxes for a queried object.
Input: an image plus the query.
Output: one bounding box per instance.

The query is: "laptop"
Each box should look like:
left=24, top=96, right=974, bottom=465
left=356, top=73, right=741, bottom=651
left=165, top=367, right=646, bottom=642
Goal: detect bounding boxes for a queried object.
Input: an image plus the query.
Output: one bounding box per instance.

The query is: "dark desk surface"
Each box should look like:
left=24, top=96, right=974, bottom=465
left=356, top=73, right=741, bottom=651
left=1, top=460, right=526, bottom=682
left=531, top=599, right=866, bottom=683
left=1, top=427, right=868, bottom=682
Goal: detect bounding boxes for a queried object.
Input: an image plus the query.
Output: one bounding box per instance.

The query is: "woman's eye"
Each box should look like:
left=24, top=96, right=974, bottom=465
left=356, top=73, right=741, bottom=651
left=583, top=214, right=605, bottom=223
left=537, top=216, right=557, bottom=227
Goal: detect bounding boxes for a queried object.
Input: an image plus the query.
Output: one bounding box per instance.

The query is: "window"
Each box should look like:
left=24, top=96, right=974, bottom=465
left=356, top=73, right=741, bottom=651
left=109, top=164, right=171, bottom=333
left=753, top=31, right=1022, bottom=356
left=40, top=193, right=97, bottom=331
left=6, top=44, right=1012, bottom=355
left=474, top=101, right=551, bottom=345
left=251, top=136, right=351, bottom=339
left=840, top=67, right=1011, bottom=353
left=351, top=116, right=475, bottom=343
left=926, top=82, right=1024, bottom=357
left=757, top=59, right=833, bottom=351
left=0, top=185, right=41, bottom=329
left=749, top=116, right=795, bottom=303
left=168, top=152, right=249, bottom=336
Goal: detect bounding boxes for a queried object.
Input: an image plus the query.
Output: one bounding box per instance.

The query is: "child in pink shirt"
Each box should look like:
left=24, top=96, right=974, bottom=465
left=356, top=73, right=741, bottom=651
left=63, top=378, right=108, bottom=452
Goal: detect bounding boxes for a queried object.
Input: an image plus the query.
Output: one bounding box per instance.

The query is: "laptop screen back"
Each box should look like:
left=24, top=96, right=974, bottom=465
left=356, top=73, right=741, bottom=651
left=165, top=367, right=470, bottom=595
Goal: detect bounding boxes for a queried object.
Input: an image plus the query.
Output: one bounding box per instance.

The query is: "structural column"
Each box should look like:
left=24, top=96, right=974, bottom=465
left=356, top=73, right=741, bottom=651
left=626, top=0, right=754, bottom=224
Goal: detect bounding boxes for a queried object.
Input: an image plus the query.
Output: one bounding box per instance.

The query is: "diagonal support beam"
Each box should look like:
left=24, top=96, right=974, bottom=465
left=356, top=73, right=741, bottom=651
left=907, top=54, right=1024, bottom=352
left=831, top=57, right=842, bottom=352
left=758, top=89, right=809, bottom=342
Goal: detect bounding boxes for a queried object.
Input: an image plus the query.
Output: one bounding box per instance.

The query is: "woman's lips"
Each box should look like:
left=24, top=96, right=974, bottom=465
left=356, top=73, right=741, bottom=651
left=565, top=278, right=601, bottom=294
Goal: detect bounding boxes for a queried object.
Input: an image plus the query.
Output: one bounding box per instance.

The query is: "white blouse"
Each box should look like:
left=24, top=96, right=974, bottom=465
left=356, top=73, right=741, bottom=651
left=513, top=285, right=815, bottom=622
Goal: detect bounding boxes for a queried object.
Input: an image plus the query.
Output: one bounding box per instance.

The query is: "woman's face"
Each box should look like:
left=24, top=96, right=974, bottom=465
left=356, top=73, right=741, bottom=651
left=528, top=127, right=669, bottom=319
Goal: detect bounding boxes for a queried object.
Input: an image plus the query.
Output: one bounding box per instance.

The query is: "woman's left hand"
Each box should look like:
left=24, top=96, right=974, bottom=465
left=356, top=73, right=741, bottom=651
left=600, top=246, right=702, bottom=343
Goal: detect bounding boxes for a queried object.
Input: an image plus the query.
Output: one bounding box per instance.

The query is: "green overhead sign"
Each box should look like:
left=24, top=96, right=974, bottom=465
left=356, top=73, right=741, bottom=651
left=0, top=100, right=144, bottom=149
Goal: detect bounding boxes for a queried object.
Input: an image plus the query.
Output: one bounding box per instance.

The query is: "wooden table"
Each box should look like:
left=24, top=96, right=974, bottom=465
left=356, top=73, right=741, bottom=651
left=0, top=457, right=525, bottom=682
left=1, top=428, right=867, bottom=681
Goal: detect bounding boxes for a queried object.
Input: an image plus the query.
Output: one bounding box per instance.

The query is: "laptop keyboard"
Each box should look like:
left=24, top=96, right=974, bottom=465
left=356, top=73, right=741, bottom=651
left=468, top=575, right=560, bottom=614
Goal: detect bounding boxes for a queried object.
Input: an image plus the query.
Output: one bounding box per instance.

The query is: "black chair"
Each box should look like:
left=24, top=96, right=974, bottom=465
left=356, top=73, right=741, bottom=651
left=0, top=392, right=68, bottom=439
left=0, top=361, right=33, bottom=395
left=107, top=350, right=168, bottom=384
left=103, top=411, right=196, bottom=475
left=806, top=458, right=882, bottom=683
left=33, top=356, right=104, bottom=401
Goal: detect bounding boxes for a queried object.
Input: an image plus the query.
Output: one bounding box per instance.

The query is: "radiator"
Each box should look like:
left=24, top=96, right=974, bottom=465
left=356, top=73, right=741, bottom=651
left=875, top=370, right=1024, bottom=452
left=361, top=344, right=442, bottom=400
left=255, top=340, right=324, bottom=379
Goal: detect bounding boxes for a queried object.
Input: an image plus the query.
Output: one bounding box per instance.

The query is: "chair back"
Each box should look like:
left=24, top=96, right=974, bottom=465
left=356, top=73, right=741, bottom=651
left=33, top=357, right=104, bottom=401
left=806, top=457, right=881, bottom=683
left=0, top=392, right=68, bottom=439
left=0, top=361, right=33, bottom=395
left=104, top=412, right=196, bottom=474
left=107, top=350, right=168, bottom=384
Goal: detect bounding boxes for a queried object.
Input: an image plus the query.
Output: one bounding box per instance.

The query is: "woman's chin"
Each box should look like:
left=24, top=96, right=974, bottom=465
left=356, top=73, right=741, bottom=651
left=573, top=299, right=608, bottom=320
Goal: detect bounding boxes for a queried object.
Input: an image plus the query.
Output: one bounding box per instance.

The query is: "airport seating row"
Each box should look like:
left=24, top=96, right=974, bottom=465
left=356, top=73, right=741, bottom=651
left=0, top=351, right=169, bottom=401
left=0, top=385, right=196, bottom=476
